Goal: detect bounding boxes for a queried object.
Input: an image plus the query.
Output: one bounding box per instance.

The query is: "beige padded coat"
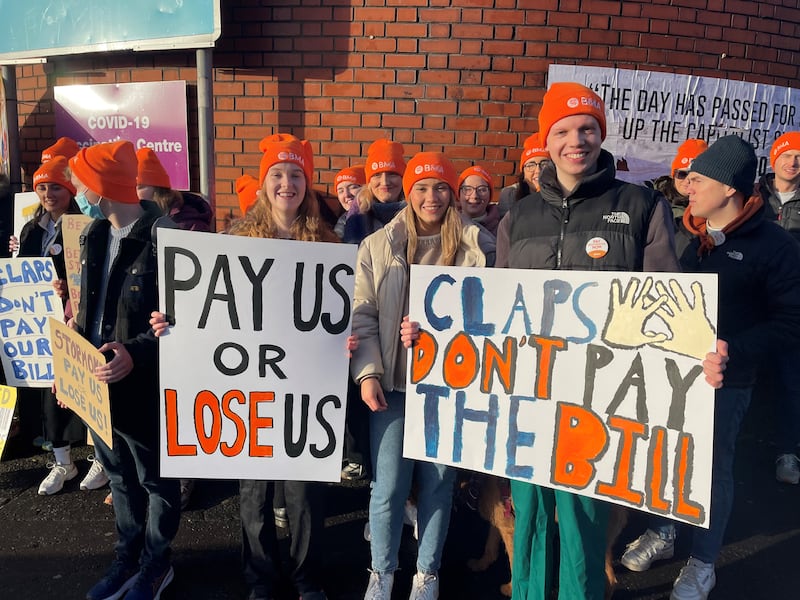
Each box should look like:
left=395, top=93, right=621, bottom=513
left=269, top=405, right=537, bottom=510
left=350, top=209, right=490, bottom=392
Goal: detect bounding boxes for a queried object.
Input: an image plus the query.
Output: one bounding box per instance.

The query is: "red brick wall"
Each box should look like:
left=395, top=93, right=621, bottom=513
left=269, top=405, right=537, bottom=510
left=11, top=0, right=800, bottom=229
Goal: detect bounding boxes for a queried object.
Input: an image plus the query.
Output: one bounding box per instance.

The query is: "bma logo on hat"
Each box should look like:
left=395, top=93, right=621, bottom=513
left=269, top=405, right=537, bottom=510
left=414, top=165, right=424, bottom=175
left=278, top=151, right=304, bottom=165
left=773, top=140, right=790, bottom=156
left=567, top=97, right=580, bottom=108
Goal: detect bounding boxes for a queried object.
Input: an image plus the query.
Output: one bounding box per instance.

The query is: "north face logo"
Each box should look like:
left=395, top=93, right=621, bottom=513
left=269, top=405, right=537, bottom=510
left=727, top=250, right=743, bottom=261
left=602, top=212, right=630, bottom=224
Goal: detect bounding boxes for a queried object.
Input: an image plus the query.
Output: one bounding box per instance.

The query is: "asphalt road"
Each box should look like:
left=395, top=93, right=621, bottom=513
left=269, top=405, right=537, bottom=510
left=1, top=394, right=798, bottom=600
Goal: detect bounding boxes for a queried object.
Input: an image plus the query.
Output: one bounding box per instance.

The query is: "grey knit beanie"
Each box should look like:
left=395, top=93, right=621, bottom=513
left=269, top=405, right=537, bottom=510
left=689, top=135, right=757, bottom=197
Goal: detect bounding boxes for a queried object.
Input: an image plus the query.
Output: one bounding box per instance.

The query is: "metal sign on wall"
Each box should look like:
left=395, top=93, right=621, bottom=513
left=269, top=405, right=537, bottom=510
left=55, top=81, right=191, bottom=190
left=0, top=1, right=220, bottom=62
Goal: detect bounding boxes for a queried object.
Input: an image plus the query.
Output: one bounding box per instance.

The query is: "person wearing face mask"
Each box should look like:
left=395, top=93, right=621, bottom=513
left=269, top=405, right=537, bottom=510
left=343, top=140, right=406, bottom=244
left=69, top=140, right=180, bottom=600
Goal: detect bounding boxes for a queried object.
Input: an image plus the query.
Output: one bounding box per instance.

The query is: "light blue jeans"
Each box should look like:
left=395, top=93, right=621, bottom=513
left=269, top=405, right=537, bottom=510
left=368, top=390, right=456, bottom=575
left=649, top=386, right=752, bottom=563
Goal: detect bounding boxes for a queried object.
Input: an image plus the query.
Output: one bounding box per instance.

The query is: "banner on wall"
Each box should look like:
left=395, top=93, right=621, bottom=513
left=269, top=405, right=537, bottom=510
left=54, top=81, right=190, bottom=190
left=548, top=64, right=800, bottom=183
left=406, top=265, right=718, bottom=527
left=157, top=229, right=357, bottom=482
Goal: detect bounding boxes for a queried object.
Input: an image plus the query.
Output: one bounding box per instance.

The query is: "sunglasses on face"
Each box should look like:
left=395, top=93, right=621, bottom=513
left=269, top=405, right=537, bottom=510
left=674, top=170, right=690, bottom=180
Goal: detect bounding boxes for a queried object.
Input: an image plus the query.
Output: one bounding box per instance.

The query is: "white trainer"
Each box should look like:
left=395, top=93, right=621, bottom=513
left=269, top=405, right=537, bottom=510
left=620, top=528, right=675, bottom=572
left=38, top=462, right=78, bottom=495
left=671, top=558, right=716, bottom=600
left=776, top=453, right=800, bottom=484
left=409, top=571, right=439, bottom=600
left=80, top=455, right=110, bottom=490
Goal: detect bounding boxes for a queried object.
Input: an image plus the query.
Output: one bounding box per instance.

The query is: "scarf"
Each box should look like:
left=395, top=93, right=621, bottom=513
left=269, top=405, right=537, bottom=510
left=682, top=194, right=763, bottom=256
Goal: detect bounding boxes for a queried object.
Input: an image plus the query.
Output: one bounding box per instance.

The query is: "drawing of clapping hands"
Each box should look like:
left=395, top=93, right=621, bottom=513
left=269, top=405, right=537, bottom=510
left=601, top=277, right=716, bottom=360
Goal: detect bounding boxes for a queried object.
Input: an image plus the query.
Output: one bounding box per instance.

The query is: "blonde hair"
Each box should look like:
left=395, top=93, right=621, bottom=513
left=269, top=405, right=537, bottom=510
left=355, top=176, right=405, bottom=215
left=405, top=188, right=463, bottom=266
left=227, top=185, right=337, bottom=242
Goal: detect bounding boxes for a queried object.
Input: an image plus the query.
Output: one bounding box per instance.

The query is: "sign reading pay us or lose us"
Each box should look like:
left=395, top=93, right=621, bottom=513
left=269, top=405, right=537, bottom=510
left=0, top=257, right=65, bottom=387
left=406, top=266, right=719, bottom=528
left=157, top=229, right=357, bottom=482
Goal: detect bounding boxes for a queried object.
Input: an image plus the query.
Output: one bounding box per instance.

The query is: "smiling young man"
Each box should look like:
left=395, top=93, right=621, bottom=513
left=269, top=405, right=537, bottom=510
left=757, top=131, right=800, bottom=485
left=496, top=82, right=679, bottom=600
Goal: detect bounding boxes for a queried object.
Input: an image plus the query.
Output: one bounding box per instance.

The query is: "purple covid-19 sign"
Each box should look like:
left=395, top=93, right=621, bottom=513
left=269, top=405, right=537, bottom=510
left=54, top=81, right=190, bottom=190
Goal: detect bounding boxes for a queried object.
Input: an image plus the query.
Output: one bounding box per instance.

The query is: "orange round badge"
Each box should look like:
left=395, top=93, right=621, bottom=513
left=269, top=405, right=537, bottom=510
left=585, top=237, right=609, bottom=259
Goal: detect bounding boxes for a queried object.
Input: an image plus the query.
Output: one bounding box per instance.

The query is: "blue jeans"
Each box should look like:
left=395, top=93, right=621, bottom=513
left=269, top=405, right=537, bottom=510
left=91, top=429, right=181, bottom=571
left=369, top=390, right=456, bottom=574
left=648, top=386, right=752, bottom=563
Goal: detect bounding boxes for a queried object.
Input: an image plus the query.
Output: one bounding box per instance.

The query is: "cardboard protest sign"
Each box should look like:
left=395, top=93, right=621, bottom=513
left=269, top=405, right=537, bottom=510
left=61, top=215, right=93, bottom=318
left=157, top=229, right=357, bottom=481
left=12, top=193, right=40, bottom=257
left=0, top=257, right=65, bottom=387
left=49, top=318, right=112, bottom=448
left=0, top=384, right=18, bottom=459
left=406, top=266, right=718, bottom=527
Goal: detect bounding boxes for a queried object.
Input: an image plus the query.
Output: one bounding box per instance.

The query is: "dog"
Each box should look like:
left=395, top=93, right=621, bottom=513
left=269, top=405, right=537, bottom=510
left=462, top=474, right=628, bottom=599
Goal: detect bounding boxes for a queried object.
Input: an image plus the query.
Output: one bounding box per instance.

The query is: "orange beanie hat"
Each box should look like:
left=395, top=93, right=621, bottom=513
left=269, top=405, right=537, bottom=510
left=258, top=133, right=314, bottom=185
left=538, top=82, right=606, bottom=143
left=403, top=152, right=458, bottom=198
left=335, top=164, right=366, bottom=189
left=364, top=139, right=406, bottom=180
left=136, top=148, right=171, bottom=188
left=69, top=140, right=139, bottom=204
left=771, top=132, right=800, bottom=169
left=33, top=156, right=77, bottom=196
left=457, top=165, right=494, bottom=200
left=672, top=139, right=708, bottom=175
left=41, top=137, right=80, bottom=163
left=236, top=174, right=260, bottom=216
left=519, top=133, right=549, bottom=172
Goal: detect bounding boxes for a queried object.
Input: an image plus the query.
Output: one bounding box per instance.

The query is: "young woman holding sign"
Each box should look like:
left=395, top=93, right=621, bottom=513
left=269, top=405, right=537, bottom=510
left=13, top=156, right=110, bottom=496
left=349, top=151, right=495, bottom=600
left=152, top=133, right=339, bottom=600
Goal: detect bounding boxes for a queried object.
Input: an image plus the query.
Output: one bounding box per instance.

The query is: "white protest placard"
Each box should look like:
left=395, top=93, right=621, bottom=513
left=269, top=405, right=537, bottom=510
left=61, top=214, right=92, bottom=318
left=157, top=229, right=357, bottom=481
left=49, top=318, right=112, bottom=448
left=12, top=192, right=40, bottom=257
left=406, top=266, right=718, bottom=527
left=548, top=64, right=800, bottom=183
left=0, top=384, right=18, bottom=459
left=0, top=257, right=65, bottom=387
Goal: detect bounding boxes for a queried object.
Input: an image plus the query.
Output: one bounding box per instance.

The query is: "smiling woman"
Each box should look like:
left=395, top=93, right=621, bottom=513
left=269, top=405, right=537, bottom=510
left=350, top=150, right=495, bottom=600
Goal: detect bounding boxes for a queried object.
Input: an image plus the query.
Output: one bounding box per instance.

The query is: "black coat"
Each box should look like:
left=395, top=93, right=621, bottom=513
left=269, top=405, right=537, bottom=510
left=75, top=207, right=163, bottom=437
left=680, top=202, right=800, bottom=386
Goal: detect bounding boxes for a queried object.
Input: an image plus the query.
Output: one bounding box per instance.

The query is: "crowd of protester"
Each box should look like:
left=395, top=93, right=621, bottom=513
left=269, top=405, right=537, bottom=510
left=3, top=80, right=800, bottom=600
